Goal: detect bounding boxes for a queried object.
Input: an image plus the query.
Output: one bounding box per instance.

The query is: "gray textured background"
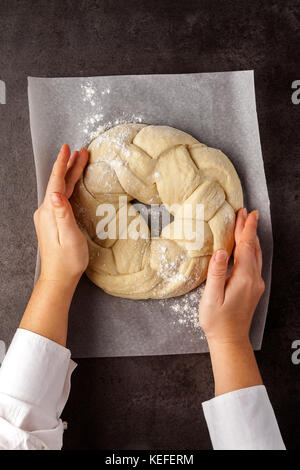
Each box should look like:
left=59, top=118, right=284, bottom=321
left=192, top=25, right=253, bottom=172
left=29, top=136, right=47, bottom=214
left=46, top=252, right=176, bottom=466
left=0, top=0, right=300, bottom=450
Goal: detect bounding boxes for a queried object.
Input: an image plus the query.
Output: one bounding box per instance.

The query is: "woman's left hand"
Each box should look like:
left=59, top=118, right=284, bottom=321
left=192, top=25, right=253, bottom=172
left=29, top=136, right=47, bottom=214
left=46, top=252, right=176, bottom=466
left=34, top=144, right=89, bottom=288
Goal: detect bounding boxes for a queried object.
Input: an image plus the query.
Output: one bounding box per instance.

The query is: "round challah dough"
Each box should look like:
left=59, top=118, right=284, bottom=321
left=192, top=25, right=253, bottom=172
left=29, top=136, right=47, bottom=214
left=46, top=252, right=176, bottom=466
left=71, top=124, right=243, bottom=299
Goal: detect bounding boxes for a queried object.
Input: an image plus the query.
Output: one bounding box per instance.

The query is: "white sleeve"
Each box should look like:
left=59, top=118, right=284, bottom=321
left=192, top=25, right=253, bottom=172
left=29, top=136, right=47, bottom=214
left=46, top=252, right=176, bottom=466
left=0, top=328, right=76, bottom=450
left=202, top=385, right=285, bottom=450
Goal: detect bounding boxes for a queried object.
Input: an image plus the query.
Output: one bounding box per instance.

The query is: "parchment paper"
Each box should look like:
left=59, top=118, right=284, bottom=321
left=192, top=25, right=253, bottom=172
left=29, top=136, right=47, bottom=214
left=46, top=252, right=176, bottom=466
left=28, top=71, right=272, bottom=358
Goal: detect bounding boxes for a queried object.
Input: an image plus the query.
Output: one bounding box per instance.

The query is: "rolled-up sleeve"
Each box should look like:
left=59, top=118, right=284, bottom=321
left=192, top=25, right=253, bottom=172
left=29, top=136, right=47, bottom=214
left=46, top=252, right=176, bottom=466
left=202, top=385, right=285, bottom=450
left=0, top=328, right=76, bottom=450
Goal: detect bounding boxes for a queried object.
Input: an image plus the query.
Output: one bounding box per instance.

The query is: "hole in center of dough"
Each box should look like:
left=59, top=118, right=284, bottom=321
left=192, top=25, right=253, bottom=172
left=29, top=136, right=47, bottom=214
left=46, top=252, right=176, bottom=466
left=131, top=200, right=174, bottom=238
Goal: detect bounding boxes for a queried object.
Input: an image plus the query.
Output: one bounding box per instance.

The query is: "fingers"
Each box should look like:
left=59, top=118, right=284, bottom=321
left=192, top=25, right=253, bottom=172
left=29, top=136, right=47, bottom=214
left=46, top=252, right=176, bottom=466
left=44, top=145, right=88, bottom=205
left=65, top=148, right=89, bottom=198
left=241, top=210, right=259, bottom=245
left=233, top=210, right=263, bottom=276
left=203, top=249, right=229, bottom=305
left=236, top=210, right=259, bottom=267
left=50, top=192, right=79, bottom=245
left=46, top=144, right=70, bottom=198
left=234, top=210, right=258, bottom=258
left=67, top=150, right=79, bottom=169
left=235, top=208, right=247, bottom=245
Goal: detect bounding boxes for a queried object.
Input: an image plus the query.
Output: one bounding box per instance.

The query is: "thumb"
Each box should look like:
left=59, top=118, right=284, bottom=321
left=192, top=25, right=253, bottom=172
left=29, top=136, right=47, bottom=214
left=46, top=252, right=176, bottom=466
left=204, top=249, right=229, bottom=305
left=50, top=192, right=77, bottom=244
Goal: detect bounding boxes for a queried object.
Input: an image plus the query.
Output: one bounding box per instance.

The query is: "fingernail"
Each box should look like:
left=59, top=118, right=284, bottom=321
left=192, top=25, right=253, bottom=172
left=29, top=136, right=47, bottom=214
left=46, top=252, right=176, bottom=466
left=242, top=208, right=247, bottom=219
left=215, top=250, right=228, bottom=263
left=255, top=210, right=259, bottom=221
left=51, top=192, right=63, bottom=207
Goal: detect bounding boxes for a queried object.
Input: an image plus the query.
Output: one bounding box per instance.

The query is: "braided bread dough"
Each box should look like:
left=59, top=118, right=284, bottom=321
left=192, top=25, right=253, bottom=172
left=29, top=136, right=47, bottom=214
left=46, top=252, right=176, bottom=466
left=71, top=124, right=243, bottom=299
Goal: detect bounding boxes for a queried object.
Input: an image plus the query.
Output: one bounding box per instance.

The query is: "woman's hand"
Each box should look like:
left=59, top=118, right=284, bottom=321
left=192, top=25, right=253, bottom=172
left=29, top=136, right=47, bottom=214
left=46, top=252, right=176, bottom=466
left=199, top=209, right=265, bottom=396
left=34, top=144, right=89, bottom=288
left=199, top=209, right=265, bottom=345
left=19, top=144, right=89, bottom=346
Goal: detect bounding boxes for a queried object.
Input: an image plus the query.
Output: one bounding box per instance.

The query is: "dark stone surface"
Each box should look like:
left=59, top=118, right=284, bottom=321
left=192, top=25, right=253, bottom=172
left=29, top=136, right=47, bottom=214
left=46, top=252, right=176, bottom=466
left=1, top=0, right=300, bottom=450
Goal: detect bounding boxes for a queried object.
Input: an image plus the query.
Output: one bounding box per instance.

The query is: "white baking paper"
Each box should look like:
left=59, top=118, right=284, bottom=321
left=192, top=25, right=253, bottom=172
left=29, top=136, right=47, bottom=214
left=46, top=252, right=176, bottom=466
left=28, top=71, right=272, bottom=357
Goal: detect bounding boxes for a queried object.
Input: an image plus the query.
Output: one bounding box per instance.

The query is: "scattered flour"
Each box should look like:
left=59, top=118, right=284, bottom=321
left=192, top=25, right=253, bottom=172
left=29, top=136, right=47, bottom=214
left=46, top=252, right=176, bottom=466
left=81, top=81, right=97, bottom=106
left=78, top=81, right=144, bottom=141
left=158, top=284, right=206, bottom=336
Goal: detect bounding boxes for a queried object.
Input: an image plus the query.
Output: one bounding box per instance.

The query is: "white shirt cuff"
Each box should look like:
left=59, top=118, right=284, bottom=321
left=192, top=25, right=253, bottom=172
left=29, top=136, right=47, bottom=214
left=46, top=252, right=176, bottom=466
left=202, top=385, right=285, bottom=450
left=0, top=328, right=76, bottom=449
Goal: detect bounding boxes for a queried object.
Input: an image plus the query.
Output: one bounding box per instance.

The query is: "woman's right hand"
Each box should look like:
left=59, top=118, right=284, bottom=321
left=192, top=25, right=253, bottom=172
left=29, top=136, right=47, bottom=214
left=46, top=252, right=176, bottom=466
left=199, top=209, right=265, bottom=346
